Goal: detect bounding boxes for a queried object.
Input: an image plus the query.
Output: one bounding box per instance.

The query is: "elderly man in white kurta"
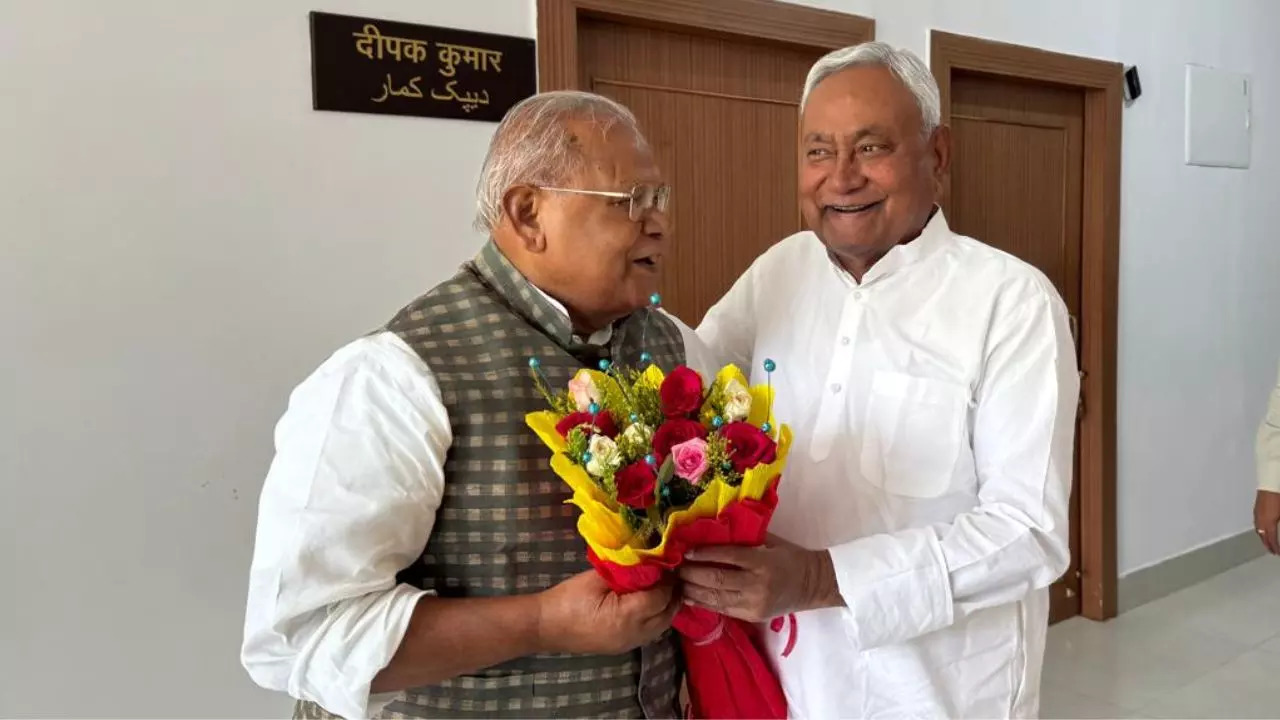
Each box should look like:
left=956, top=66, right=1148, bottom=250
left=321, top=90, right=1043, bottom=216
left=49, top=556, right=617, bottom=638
left=679, top=43, right=1079, bottom=718
left=241, top=92, right=719, bottom=719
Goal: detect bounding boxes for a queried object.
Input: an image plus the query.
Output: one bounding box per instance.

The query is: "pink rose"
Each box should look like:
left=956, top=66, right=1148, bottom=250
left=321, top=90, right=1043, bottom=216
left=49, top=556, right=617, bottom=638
left=567, top=370, right=600, bottom=412
left=671, top=437, right=710, bottom=485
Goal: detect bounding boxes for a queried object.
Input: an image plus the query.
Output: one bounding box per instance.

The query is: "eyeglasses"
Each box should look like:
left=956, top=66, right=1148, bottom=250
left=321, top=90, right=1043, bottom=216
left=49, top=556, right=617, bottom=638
left=537, top=183, right=671, bottom=222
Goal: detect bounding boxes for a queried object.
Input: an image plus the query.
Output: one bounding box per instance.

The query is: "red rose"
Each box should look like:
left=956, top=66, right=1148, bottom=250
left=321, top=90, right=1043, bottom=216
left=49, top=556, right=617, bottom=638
left=659, top=365, right=704, bottom=418
left=615, top=461, right=658, bottom=509
left=720, top=422, right=777, bottom=472
left=652, top=418, right=708, bottom=462
left=555, top=410, right=619, bottom=438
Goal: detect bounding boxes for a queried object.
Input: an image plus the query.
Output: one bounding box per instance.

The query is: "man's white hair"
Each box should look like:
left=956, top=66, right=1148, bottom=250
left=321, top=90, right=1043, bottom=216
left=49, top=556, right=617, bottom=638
left=800, top=41, right=941, bottom=137
left=474, top=90, right=644, bottom=232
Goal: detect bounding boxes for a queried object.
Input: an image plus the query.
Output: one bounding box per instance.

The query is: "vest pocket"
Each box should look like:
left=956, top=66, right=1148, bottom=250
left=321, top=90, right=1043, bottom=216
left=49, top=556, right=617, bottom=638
left=859, top=371, right=969, bottom=499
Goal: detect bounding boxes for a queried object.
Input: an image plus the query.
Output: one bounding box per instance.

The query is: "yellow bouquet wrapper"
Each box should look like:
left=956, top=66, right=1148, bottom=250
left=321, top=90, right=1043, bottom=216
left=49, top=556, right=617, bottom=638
left=525, top=363, right=791, bottom=567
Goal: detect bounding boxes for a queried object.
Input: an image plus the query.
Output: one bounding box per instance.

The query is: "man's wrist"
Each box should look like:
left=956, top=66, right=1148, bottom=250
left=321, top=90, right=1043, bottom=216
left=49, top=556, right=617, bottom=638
left=529, top=590, right=560, bottom=654
left=803, top=548, right=844, bottom=611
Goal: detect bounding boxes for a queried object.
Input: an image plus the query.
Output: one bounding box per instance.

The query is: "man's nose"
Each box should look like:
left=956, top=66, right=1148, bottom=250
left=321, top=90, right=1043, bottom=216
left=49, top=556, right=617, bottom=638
left=828, top=153, right=868, bottom=194
left=642, top=208, right=670, bottom=238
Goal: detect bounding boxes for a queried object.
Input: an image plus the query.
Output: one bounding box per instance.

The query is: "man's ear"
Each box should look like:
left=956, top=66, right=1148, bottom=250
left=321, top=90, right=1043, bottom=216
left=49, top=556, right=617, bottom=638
left=929, top=125, right=953, bottom=198
left=502, top=185, right=547, bottom=253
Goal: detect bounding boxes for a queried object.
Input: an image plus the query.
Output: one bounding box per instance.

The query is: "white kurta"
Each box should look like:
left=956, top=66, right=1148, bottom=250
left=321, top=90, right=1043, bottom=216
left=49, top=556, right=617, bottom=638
left=698, top=211, right=1078, bottom=719
left=240, top=291, right=720, bottom=720
left=1258, top=361, right=1280, bottom=493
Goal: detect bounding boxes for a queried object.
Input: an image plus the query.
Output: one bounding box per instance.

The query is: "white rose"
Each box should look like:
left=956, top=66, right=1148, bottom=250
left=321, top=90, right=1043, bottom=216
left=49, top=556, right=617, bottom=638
left=586, top=434, right=621, bottom=477
left=622, top=422, right=653, bottom=447
left=722, top=378, right=753, bottom=422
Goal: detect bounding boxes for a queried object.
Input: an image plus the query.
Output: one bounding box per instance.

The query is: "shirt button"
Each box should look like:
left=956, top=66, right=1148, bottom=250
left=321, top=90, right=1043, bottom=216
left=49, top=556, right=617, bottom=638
left=853, top=291, right=864, bottom=301
left=840, top=336, right=851, bottom=346
left=831, top=383, right=843, bottom=394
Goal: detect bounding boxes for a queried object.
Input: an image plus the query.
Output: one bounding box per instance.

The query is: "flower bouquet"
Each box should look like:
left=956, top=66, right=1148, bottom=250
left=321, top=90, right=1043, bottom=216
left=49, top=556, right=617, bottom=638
left=525, top=357, right=791, bottom=720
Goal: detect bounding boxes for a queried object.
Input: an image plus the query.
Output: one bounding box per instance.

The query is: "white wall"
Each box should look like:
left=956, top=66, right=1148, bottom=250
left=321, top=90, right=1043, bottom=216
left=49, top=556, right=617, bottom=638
left=0, top=1, right=531, bottom=716
left=3, top=0, right=1278, bottom=717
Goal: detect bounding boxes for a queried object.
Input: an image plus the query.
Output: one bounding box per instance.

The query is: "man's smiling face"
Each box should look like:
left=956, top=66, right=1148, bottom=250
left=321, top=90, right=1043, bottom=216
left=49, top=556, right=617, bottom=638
left=798, top=65, right=948, bottom=276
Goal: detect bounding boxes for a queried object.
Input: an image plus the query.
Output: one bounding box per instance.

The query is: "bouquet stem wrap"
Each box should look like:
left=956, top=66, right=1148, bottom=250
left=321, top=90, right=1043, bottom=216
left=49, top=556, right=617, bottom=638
left=526, top=364, right=792, bottom=720
left=587, top=480, right=787, bottom=719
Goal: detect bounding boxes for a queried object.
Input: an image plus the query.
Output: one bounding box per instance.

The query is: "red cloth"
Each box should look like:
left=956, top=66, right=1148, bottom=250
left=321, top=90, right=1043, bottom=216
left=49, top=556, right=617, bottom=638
left=587, top=479, right=787, bottom=720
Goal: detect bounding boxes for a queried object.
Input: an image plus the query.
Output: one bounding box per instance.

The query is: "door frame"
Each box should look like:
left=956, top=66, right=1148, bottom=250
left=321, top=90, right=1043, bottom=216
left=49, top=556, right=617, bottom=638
left=536, top=0, right=874, bottom=92
left=931, top=31, right=1123, bottom=621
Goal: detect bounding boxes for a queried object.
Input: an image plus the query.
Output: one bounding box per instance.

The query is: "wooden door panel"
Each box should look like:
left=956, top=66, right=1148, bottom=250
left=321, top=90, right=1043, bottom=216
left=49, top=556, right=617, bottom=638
left=579, top=18, right=821, bottom=324
left=598, top=83, right=800, bottom=323
left=951, top=120, right=1069, bottom=293
left=950, top=72, right=1084, bottom=316
left=947, top=70, right=1085, bottom=624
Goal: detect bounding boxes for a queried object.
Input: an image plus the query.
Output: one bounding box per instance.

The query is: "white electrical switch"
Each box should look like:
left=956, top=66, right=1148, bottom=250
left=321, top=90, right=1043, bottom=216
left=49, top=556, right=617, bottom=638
left=1185, top=64, right=1252, bottom=169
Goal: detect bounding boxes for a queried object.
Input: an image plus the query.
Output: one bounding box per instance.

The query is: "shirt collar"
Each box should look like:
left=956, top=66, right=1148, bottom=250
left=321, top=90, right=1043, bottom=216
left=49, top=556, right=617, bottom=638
left=471, top=240, right=615, bottom=347
left=530, top=285, right=614, bottom=345
left=830, top=207, right=952, bottom=287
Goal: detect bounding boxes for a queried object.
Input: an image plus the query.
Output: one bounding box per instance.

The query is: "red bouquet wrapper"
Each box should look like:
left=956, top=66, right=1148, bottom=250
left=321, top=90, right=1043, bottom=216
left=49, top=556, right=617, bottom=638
left=588, top=478, right=786, bottom=720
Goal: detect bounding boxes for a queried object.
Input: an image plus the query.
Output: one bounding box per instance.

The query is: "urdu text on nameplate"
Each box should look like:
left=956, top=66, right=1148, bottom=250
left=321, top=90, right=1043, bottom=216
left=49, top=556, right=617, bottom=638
left=309, top=11, right=536, bottom=122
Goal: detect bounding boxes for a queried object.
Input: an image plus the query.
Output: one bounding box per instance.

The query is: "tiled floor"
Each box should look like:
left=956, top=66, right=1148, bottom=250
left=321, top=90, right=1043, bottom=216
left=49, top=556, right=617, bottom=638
left=1042, top=556, right=1280, bottom=719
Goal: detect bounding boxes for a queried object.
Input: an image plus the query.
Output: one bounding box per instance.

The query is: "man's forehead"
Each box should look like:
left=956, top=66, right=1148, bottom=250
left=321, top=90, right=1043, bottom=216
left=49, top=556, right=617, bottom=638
left=801, top=66, right=921, bottom=136
left=566, top=119, right=660, bottom=184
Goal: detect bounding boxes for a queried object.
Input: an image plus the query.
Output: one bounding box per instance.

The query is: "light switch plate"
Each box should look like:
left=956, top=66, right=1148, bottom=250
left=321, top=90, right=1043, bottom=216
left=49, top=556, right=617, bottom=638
left=1185, top=64, right=1252, bottom=169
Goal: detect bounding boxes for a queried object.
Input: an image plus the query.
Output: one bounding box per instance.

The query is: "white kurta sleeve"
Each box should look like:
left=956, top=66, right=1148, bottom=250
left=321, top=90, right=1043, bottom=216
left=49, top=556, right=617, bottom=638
left=829, top=284, right=1077, bottom=651
left=241, top=332, right=452, bottom=720
left=1259, top=362, right=1280, bottom=493
left=696, top=262, right=759, bottom=373
left=661, top=309, right=727, bottom=380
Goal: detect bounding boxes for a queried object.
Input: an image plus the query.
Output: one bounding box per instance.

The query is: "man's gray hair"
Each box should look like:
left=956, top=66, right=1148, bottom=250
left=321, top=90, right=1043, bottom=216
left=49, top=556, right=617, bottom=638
left=800, top=42, right=941, bottom=136
left=474, top=90, right=644, bottom=232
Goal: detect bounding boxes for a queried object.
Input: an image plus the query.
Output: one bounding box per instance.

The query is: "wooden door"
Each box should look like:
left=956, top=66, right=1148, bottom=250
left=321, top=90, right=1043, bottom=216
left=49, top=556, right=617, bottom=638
left=946, top=70, right=1086, bottom=623
left=576, top=20, right=822, bottom=324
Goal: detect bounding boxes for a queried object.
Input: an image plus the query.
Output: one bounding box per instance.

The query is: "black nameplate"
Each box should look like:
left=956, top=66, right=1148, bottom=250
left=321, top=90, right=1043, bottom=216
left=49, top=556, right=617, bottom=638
left=309, top=11, right=536, bottom=122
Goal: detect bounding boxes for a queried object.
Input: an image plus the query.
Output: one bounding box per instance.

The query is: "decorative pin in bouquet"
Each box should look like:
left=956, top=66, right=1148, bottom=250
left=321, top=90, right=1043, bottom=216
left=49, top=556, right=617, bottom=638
left=525, top=311, right=791, bottom=720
